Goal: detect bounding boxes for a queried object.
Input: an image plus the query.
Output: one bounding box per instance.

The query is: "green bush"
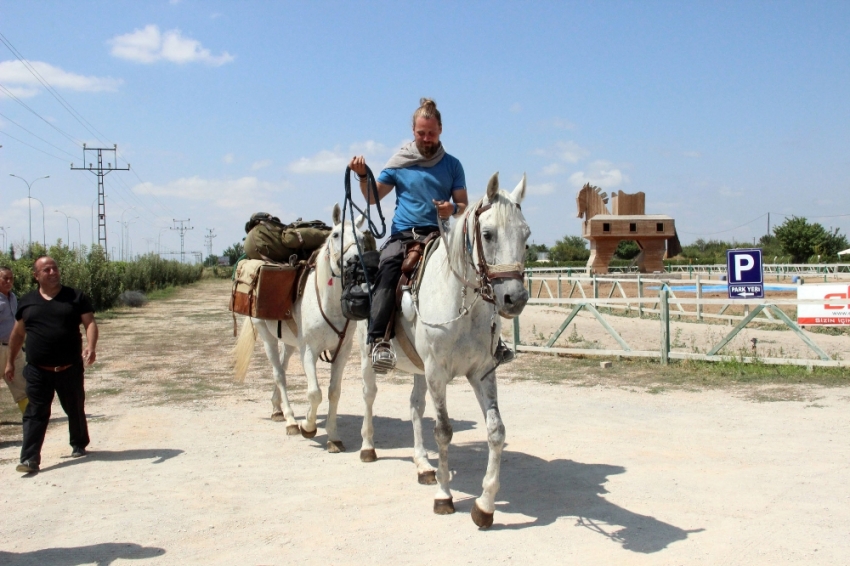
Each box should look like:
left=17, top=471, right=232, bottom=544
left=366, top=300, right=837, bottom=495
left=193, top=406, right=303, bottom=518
left=0, top=243, right=203, bottom=311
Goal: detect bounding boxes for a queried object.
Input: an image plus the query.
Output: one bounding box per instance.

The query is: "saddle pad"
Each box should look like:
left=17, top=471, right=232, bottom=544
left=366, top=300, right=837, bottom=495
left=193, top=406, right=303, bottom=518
left=230, top=259, right=300, bottom=320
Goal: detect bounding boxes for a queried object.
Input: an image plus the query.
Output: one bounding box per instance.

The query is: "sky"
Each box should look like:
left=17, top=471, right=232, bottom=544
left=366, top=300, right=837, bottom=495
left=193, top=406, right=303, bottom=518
left=1, top=1, right=849, bottom=261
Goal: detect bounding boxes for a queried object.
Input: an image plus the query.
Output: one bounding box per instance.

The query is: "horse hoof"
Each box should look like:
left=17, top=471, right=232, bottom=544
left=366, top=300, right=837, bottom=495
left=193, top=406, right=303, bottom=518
left=418, top=471, right=437, bottom=485
left=286, top=424, right=301, bottom=436
left=300, top=427, right=317, bottom=439
left=271, top=412, right=285, bottom=422
left=327, top=440, right=345, bottom=453
left=471, top=502, right=494, bottom=529
left=360, top=449, right=377, bottom=463
left=433, top=498, right=455, bottom=515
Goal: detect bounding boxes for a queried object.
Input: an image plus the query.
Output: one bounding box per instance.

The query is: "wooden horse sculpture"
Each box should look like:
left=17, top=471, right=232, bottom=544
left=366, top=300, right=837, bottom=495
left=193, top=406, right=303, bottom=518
left=576, top=183, right=681, bottom=274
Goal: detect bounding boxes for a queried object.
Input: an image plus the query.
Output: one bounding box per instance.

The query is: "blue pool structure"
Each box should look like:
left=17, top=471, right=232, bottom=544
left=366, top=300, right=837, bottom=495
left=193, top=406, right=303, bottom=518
left=648, top=284, right=795, bottom=293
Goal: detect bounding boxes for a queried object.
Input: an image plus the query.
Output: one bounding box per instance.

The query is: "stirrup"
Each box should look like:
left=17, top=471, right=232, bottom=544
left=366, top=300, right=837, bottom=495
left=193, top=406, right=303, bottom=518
left=371, top=340, right=397, bottom=374
left=494, top=339, right=515, bottom=365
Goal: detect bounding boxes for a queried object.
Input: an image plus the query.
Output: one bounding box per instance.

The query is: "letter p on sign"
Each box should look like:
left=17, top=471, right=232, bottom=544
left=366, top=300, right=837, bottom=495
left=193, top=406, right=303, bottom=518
left=734, top=254, right=755, bottom=281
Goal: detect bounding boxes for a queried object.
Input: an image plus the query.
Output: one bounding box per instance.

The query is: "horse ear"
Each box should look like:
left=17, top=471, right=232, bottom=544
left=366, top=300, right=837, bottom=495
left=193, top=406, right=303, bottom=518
left=332, top=203, right=341, bottom=225
left=355, top=214, right=365, bottom=229
left=486, top=172, right=499, bottom=201
left=510, top=173, right=527, bottom=205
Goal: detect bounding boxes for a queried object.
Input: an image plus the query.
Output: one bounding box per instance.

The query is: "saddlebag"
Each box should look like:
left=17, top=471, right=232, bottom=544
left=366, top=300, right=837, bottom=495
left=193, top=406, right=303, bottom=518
left=230, top=259, right=300, bottom=320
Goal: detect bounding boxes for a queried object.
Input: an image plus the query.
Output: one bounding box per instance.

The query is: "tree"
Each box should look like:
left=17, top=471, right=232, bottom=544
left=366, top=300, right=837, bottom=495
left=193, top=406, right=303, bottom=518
left=526, top=243, right=548, bottom=262
left=615, top=240, right=641, bottom=260
left=772, top=216, right=846, bottom=263
left=550, top=235, right=590, bottom=262
left=222, top=242, right=245, bottom=266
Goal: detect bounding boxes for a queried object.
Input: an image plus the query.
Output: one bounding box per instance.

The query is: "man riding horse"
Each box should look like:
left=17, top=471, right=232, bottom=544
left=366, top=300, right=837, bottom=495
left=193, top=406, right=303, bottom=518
left=348, top=98, right=513, bottom=373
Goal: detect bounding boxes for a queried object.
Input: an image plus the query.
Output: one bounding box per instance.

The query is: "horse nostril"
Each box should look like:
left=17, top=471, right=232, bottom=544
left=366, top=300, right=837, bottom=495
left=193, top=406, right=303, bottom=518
left=504, top=294, right=513, bottom=305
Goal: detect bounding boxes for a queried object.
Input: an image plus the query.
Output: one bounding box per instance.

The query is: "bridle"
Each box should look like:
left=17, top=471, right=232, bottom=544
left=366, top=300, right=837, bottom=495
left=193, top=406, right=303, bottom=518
left=314, top=228, right=358, bottom=363
left=461, top=200, right=525, bottom=304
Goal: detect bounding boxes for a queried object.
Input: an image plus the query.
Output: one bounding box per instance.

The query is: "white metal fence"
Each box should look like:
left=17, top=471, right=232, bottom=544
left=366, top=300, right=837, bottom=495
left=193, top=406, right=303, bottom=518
left=513, top=272, right=849, bottom=368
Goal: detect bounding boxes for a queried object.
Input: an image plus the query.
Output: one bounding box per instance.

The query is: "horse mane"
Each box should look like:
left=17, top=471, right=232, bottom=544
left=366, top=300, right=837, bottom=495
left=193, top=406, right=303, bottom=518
left=447, top=190, right=523, bottom=277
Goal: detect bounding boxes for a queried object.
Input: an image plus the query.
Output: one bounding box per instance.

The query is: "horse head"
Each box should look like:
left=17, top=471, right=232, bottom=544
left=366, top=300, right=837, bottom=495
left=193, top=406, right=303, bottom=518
left=576, top=183, right=609, bottom=220
left=471, top=172, right=531, bottom=318
left=327, top=203, right=366, bottom=276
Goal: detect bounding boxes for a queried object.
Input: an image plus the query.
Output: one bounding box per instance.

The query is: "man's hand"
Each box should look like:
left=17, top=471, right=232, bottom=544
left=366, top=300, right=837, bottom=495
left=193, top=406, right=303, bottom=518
left=4, top=361, right=14, bottom=382
left=82, top=348, right=96, bottom=366
left=349, top=155, right=368, bottom=177
left=433, top=200, right=455, bottom=220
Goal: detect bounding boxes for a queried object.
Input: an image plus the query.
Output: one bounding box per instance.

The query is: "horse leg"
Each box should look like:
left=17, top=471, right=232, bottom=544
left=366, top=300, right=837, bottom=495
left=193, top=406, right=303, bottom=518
left=325, top=340, right=353, bottom=453
left=298, top=344, right=322, bottom=439
left=411, top=373, right=436, bottom=484
left=426, top=376, right=455, bottom=514
left=359, top=326, right=378, bottom=462
left=466, top=369, right=505, bottom=529
left=254, top=321, right=299, bottom=432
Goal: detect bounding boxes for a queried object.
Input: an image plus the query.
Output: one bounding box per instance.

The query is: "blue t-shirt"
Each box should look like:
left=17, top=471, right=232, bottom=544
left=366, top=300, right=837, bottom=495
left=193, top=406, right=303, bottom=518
left=378, top=153, right=465, bottom=234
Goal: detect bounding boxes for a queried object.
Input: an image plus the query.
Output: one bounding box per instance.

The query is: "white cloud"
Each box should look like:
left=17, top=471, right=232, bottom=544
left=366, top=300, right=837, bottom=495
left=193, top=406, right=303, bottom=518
left=527, top=182, right=556, bottom=196
left=251, top=159, right=272, bottom=171
left=542, top=163, right=564, bottom=175
left=133, top=176, right=290, bottom=210
left=718, top=185, right=743, bottom=198
left=289, top=141, right=391, bottom=175
left=222, top=153, right=234, bottom=164
left=534, top=141, right=589, bottom=164
left=551, top=118, right=577, bottom=130
left=568, top=160, right=627, bottom=188
left=109, top=25, right=234, bottom=66
left=0, top=60, right=122, bottom=97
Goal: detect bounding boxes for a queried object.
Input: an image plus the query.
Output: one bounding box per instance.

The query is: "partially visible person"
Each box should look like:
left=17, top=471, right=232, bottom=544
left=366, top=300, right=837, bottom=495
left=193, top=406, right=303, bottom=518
left=0, top=266, right=28, bottom=414
left=4, top=257, right=98, bottom=474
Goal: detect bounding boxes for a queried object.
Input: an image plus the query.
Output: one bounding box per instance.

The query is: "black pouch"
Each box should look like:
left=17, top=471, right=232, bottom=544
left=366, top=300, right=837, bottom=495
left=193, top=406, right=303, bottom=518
left=341, top=251, right=380, bottom=320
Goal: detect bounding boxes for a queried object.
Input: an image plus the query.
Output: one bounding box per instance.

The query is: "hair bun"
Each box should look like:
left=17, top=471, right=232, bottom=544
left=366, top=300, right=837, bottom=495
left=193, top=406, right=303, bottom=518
left=419, top=97, right=437, bottom=109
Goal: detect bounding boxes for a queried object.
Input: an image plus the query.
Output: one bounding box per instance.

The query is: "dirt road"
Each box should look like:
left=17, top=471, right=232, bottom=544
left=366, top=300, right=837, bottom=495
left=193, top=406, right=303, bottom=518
left=1, top=279, right=848, bottom=565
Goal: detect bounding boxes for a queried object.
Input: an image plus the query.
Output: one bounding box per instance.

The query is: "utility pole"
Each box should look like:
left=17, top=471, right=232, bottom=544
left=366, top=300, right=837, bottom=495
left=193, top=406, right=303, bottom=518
left=204, top=228, right=216, bottom=261
left=171, top=219, right=193, bottom=263
left=71, top=144, right=129, bottom=259
left=767, top=212, right=770, bottom=238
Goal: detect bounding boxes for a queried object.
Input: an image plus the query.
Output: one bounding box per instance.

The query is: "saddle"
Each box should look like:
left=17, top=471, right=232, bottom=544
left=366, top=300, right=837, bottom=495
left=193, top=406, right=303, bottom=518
left=395, top=231, right=441, bottom=308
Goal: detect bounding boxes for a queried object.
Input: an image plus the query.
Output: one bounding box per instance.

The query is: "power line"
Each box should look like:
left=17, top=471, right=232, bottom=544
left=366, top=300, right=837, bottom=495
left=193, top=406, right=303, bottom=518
left=0, top=83, right=84, bottom=146
left=678, top=213, right=768, bottom=236
left=0, top=110, right=78, bottom=159
left=0, top=129, right=70, bottom=162
left=0, top=31, right=110, bottom=145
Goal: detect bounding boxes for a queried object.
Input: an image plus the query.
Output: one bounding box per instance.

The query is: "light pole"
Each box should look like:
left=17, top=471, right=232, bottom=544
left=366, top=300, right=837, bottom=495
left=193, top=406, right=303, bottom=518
left=158, top=226, right=170, bottom=256
left=9, top=174, right=49, bottom=255
left=55, top=210, right=71, bottom=248
left=29, top=196, right=46, bottom=249
left=0, top=226, right=7, bottom=253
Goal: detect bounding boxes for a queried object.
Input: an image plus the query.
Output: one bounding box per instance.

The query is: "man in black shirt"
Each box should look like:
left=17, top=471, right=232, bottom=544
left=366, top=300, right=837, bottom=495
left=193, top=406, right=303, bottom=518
left=4, top=256, right=98, bottom=474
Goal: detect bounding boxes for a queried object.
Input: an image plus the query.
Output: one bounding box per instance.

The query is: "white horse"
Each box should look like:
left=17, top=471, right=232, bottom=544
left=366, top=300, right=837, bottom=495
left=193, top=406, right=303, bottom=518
left=233, top=204, right=365, bottom=451
left=357, top=173, right=530, bottom=528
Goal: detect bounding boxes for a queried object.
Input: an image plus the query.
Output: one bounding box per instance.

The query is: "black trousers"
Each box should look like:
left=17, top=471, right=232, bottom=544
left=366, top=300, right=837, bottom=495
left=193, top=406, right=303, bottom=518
left=20, top=361, right=89, bottom=465
left=368, top=237, right=406, bottom=344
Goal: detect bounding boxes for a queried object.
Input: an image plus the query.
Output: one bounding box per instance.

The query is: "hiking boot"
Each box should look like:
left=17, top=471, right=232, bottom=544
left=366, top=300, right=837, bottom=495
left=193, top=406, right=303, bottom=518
left=16, top=460, right=39, bottom=474
left=494, top=339, right=515, bottom=365
left=371, top=340, right=396, bottom=374
left=71, top=447, right=87, bottom=458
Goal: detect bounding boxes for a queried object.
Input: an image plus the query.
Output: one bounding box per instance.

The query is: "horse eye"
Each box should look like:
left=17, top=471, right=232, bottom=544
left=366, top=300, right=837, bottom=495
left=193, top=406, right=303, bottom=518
left=333, top=232, right=340, bottom=238
left=483, top=232, right=493, bottom=241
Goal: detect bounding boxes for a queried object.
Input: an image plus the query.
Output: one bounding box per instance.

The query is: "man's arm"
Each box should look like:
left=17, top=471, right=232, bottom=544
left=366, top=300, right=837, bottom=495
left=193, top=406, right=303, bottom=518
left=451, top=188, right=469, bottom=217
left=81, top=312, right=98, bottom=366
left=349, top=155, right=394, bottom=204
left=3, top=319, right=25, bottom=381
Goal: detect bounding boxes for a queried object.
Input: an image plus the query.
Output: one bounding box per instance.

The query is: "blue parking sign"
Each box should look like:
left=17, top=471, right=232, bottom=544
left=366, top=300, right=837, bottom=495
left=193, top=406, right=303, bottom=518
left=726, top=249, right=764, bottom=299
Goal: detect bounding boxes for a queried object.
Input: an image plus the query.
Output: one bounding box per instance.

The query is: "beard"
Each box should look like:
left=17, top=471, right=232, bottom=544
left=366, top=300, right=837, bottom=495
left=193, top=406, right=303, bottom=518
left=416, top=140, right=440, bottom=158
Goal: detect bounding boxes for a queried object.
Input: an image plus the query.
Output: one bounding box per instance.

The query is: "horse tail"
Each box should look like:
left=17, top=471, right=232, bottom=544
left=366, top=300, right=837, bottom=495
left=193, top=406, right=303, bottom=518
left=232, top=317, right=257, bottom=382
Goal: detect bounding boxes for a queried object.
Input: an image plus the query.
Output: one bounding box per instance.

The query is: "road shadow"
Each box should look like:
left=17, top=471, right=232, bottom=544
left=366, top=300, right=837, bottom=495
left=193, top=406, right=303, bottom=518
left=0, top=542, right=165, bottom=566
left=322, top=413, right=476, bottom=453
left=38, top=448, right=184, bottom=473
left=445, top=442, right=702, bottom=552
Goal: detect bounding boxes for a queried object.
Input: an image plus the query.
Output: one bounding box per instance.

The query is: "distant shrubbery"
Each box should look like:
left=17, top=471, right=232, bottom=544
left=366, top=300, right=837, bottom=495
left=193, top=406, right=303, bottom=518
left=0, top=242, right=203, bottom=311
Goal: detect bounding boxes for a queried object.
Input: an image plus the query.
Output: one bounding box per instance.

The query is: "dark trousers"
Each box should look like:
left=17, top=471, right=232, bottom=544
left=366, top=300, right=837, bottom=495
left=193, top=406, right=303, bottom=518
left=368, top=238, right=406, bottom=344
left=20, top=362, right=89, bottom=465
